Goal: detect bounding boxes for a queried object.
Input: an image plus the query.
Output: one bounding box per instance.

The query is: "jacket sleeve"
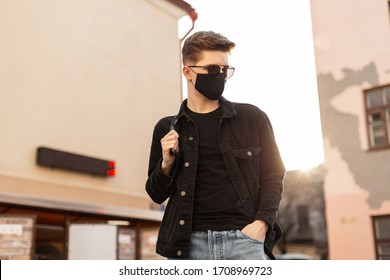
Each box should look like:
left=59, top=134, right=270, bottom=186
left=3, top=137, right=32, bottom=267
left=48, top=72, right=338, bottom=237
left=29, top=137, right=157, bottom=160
left=255, top=112, right=286, bottom=230
left=145, top=119, right=174, bottom=204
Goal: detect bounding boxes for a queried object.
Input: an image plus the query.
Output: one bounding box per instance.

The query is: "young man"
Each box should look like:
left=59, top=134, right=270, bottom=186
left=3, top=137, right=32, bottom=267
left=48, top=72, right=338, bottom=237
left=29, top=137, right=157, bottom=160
left=146, top=31, right=285, bottom=260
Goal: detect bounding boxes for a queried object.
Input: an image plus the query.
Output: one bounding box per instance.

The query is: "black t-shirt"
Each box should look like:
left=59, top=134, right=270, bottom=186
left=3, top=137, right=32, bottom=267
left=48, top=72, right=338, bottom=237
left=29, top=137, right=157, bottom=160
left=186, top=106, right=250, bottom=231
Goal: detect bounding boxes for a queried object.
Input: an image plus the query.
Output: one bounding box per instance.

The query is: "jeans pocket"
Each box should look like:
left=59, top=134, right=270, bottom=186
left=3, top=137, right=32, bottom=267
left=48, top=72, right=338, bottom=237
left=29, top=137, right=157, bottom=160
left=236, top=230, right=264, bottom=245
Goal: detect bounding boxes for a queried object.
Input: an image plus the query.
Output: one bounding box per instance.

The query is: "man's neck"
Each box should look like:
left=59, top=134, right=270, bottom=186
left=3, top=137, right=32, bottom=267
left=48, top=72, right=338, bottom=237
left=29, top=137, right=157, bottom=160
left=187, top=91, right=220, bottom=114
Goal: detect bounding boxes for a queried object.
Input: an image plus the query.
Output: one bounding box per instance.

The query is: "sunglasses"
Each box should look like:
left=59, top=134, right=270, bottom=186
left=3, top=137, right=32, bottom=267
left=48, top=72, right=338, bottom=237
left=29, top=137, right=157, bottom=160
left=188, top=65, right=235, bottom=79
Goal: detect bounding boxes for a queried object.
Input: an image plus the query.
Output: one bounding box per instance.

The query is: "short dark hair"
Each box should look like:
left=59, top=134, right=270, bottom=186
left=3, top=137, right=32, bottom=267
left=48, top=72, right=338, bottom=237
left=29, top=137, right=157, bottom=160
left=182, top=31, right=236, bottom=65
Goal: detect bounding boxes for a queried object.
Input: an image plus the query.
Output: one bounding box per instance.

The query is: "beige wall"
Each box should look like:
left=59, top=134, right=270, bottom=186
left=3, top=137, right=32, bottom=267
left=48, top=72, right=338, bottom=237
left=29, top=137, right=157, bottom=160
left=0, top=0, right=185, bottom=211
left=311, top=0, right=390, bottom=259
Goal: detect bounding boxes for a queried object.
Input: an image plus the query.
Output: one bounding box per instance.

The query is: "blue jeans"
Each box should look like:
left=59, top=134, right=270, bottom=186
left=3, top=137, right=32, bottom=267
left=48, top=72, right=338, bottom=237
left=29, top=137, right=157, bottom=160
left=173, top=230, right=267, bottom=260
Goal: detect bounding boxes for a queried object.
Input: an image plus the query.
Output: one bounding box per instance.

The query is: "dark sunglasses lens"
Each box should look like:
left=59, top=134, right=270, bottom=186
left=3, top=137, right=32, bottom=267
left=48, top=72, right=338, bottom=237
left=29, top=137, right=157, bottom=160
left=207, top=65, right=220, bottom=75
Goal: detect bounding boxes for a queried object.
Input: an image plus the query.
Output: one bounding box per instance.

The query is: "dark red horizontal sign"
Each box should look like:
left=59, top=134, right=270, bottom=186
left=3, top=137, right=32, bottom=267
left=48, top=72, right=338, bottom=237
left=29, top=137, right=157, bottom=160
left=36, top=147, right=116, bottom=177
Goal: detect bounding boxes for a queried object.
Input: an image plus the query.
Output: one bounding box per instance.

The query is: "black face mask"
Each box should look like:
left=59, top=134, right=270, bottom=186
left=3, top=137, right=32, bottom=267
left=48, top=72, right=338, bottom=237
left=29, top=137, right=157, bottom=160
left=193, top=73, right=226, bottom=101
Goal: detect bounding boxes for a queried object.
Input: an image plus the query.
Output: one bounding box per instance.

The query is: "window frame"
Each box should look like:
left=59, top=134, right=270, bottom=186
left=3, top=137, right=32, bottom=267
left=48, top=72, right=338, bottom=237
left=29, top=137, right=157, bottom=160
left=388, top=1, right=390, bottom=25
left=372, top=215, right=390, bottom=260
left=364, top=83, right=390, bottom=150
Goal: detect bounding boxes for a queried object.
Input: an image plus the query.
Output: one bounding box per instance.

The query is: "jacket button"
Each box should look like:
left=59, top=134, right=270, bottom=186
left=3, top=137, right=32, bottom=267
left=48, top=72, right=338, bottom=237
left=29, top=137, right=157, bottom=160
left=179, top=220, right=185, bottom=225
left=184, top=162, right=190, bottom=167
left=177, top=250, right=182, bottom=256
left=180, top=191, right=186, bottom=196
left=188, top=137, right=194, bottom=141
left=247, top=151, right=252, bottom=156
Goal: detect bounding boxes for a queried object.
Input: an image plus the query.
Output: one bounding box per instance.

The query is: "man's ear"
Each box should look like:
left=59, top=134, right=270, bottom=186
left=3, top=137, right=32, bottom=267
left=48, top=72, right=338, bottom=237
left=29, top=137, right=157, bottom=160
left=183, top=66, right=192, bottom=80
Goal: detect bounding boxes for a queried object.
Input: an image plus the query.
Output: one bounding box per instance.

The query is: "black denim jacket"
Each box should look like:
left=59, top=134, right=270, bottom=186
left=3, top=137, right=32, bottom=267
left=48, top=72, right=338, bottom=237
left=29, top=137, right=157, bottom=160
left=146, top=97, right=285, bottom=259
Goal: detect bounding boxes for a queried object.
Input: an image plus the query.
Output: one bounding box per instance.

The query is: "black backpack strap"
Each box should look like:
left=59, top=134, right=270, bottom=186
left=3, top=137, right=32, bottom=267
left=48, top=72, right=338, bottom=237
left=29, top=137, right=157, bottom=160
left=169, top=115, right=180, bottom=186
left=169, top=115, right=179, bottom=156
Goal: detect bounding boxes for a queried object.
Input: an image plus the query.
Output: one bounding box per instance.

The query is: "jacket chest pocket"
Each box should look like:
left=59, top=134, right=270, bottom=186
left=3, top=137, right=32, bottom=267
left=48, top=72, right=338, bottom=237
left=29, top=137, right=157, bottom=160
left=233, top=145, right=261, bottom=160
left=232, top=145, right=261, bottom=192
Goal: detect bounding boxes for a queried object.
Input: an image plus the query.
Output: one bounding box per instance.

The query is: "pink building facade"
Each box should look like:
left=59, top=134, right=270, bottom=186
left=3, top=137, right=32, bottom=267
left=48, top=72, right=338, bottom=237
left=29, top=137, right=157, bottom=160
left=310, top=0, right=390, bottom=259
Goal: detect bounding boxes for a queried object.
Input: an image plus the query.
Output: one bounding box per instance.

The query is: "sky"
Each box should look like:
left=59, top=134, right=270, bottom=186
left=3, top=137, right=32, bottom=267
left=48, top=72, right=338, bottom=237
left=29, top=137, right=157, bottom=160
left=179, top=0, right=324, bottom=171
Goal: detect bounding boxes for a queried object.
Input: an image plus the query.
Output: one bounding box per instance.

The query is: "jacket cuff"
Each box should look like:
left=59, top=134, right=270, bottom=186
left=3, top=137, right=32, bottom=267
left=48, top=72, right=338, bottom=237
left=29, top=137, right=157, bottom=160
left=155, top=158, right=173, bottom=185
left=255, top=210, right=277, bottom=231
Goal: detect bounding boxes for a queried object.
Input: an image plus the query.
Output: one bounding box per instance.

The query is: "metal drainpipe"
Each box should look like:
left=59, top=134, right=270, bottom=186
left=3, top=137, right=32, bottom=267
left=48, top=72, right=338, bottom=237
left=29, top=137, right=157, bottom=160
left=178, top=8, right=197, bottom=102
left=180, top=9, right=198, bottom=42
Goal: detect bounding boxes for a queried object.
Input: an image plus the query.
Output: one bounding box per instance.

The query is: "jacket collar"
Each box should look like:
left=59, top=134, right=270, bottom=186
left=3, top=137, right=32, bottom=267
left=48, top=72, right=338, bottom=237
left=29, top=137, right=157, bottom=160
left=176, top=97, right=236, bottom=121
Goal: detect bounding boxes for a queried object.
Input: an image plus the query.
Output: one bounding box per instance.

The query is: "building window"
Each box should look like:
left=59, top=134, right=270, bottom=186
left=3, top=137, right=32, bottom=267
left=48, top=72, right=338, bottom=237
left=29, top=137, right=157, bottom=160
left=373, top=215, right=390, bottom=260
left=364, top=84, right=390, bottom=149
left=388, top=1, right=390, bottom=23
left=297, top=205, right=310, bottom=232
